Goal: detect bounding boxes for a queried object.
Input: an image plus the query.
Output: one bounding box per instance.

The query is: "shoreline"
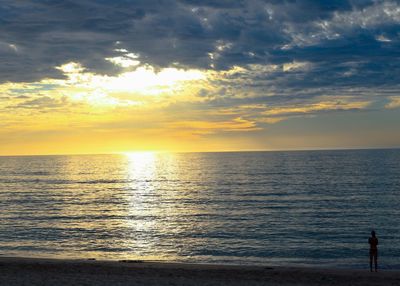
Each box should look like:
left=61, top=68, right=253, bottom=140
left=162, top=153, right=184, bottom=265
left=0, top=256, right=399, bottom=286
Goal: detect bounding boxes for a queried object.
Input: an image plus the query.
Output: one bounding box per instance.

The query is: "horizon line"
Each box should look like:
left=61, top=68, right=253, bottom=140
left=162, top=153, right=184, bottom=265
left=1, top=146, right=399, bottom=157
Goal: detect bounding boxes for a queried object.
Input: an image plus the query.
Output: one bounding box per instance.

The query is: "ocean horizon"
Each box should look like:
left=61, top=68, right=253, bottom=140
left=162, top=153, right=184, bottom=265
left=1, top=149, right=399, bottom=269
left=2, top=147, right=400, bottom=157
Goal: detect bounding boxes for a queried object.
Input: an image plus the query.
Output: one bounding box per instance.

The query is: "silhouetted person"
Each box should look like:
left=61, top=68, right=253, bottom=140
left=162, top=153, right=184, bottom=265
left=368, top=230, right=378, bottom=272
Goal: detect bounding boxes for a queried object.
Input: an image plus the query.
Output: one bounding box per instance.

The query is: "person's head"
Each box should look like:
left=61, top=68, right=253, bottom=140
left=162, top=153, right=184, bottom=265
left=371, top=230, right=376, bottom=237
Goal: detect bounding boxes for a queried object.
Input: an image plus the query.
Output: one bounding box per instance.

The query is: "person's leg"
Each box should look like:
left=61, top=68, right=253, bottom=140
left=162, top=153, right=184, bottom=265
left=370, top=252, right=373, bottom=272
left=374, top=252, right=378, bottom=272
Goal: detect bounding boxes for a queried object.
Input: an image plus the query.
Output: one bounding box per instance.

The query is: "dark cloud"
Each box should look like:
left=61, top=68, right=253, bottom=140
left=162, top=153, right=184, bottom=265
left=0, top=0, right=399, bottom=103
left=178, top=0, right=245, bottom=8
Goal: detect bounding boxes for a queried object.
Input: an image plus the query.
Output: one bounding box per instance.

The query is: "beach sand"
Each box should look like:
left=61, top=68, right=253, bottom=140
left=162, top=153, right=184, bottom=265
left=0, top=257, right=399, bottom=286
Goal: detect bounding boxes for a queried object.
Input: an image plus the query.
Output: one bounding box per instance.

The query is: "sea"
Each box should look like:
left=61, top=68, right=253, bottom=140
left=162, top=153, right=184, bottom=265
left=0, top=149, right=399, bottom=269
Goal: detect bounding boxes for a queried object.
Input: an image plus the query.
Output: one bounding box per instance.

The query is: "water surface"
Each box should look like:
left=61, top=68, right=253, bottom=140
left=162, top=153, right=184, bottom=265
left=0, top=149, right=399, bottom=268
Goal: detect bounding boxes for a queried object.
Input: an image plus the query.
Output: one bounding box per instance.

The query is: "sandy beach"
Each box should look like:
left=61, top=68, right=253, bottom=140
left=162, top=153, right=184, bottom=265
left=0, top=257, right=398, bottom=286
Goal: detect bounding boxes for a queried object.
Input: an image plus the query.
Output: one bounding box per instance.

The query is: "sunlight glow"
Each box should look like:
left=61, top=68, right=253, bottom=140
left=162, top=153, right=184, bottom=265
left=57, top=62, right=206, bottom=97
left=124, top=151, right=156, bottom=166
left=49, top=61, right=208, bottom=108
left=96, top=66, right=205, bottom=95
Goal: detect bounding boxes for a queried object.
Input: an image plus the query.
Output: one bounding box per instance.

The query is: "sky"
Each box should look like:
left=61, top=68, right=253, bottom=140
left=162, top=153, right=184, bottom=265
left=0, top=0, right=399, bottom=155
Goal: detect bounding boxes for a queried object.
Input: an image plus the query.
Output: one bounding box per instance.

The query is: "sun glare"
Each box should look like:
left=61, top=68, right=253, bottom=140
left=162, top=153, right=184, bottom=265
left=124, top=151, right=156, bottom=165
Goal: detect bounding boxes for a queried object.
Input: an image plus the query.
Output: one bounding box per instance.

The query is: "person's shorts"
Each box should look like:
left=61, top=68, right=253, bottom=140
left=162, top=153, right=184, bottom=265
left=370, top=249, right=378, bottom=258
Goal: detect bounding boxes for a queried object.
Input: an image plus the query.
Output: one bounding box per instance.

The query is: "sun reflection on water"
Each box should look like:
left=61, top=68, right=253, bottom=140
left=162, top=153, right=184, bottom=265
left=125, top=151, right=157, bottom=207
left=123, top=152, right=161, bottom=259
left=122, top=152, right=189, bottom=261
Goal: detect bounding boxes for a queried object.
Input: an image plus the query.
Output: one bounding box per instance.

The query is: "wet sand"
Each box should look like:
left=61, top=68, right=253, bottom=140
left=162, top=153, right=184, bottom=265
left=0, top=257, right=399, bottom=286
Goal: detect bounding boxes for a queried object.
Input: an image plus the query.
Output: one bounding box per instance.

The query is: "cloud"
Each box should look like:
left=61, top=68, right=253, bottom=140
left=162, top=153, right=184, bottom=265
left=282, top=61, right=312, bottom=72
left=105, top=53, right=141, bottom=68
left=170, top=117, right=260, bottom=133
left=262, top=100, right=371, bottom=117
left=1, top=0, right=398, bottom=81
left=8, top=95, right=69, bottom=110
left=0, top=0, right=399, bottom=139
left=385, top=96, right=400, bottom=109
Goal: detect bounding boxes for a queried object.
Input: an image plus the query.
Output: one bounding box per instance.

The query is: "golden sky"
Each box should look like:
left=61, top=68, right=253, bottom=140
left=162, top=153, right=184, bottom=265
left=1, top=59, right=399, bottom=155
